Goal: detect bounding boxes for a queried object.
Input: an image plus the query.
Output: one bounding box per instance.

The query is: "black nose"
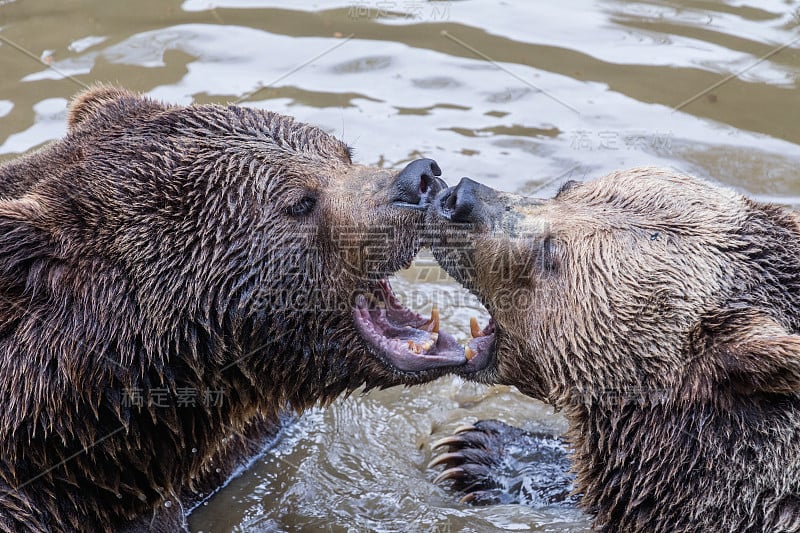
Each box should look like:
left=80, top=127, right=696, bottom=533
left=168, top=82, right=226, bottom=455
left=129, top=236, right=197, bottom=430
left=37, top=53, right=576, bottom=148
left=391, top=158, right=446, bottom=210
left=436, top=177, right=496, bottom=223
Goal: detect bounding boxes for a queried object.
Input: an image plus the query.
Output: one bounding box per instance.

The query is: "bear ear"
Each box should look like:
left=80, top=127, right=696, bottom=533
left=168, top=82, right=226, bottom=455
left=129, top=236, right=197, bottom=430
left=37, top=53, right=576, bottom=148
left=0, top=197, right=52, bottom=289
left=715, top=317, right=800, bottom=395
left=67, top=84, right=139, bottom=131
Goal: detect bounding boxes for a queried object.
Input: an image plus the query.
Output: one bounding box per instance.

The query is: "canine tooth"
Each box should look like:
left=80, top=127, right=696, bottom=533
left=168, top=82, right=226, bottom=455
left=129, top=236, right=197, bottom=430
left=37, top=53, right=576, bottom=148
left=465, top=346, right=476, bottom=361
left=470, top=317, right=482, bottom=338
left=422, top=306, right=440, bottom=333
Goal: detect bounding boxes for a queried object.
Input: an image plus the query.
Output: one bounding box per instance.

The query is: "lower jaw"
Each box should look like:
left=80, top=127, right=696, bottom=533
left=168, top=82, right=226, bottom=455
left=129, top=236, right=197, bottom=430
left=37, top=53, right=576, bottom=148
left=352, top=281, right=466, bottom=373
left=457, top=335, right=496, bottom=376
left=352, top=278, right=498, bottom=374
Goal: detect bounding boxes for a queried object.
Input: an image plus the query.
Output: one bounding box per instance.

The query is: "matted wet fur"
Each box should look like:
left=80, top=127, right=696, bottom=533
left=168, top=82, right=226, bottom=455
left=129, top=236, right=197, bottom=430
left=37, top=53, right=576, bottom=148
left=0, top=86, right=455, bottom=532
left=427, top=168, right=800, bottom=532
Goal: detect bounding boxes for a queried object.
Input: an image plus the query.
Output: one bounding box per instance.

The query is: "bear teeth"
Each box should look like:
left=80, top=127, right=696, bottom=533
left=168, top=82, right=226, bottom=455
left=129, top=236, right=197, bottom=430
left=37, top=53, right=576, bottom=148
left=406, top=334, right=438, bottom=355
left=469, top=316, right=496, bottom=339
left=421, top=306, right=440, bottom=333
left=470, top=317, right=483, bottom=338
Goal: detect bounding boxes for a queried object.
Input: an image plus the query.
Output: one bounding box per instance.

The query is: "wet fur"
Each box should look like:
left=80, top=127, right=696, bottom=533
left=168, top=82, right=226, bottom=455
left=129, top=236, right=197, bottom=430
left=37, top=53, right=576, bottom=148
left=0, top=87, right=439, bottom=532
left=433, top=168, right=800, bottom=532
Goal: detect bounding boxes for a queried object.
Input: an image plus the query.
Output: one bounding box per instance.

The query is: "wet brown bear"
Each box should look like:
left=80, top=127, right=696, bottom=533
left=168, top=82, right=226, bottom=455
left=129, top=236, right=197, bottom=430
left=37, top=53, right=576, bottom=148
left=426, top=168, right=800, bottom=532
left=0, top=86, right=469, bottom=532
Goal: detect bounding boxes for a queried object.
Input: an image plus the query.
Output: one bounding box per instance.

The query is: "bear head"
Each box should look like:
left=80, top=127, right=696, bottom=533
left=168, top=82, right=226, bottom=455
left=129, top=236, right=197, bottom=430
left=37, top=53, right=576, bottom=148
left=426, top=167, right=800, bottom=407
left=0, top=86, right=471, bottom=529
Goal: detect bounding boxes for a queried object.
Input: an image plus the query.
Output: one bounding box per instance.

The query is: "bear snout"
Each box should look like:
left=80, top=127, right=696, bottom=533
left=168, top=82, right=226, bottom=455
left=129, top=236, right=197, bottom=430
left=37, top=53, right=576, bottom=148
left=434, top=177, right=501, bottom=226
left=390, top=158, right=446, bottom=210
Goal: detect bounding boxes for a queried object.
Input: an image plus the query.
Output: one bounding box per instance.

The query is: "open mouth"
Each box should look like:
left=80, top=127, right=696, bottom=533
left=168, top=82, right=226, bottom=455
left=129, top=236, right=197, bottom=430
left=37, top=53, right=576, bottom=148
left=353, top=279, right=493, bottom=373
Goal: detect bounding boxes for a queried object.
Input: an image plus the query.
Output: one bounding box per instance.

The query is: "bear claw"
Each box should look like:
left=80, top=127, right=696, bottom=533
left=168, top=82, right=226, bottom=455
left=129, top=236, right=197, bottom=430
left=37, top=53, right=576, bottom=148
left=459, top=489, right=510, bottom=505
left=433, top=467, right=466, bottom=484
left=427, top=452, right=463, bottom=469
left=431, top=434, right=468, bottom=450
left=429, top=419, right=578, bottom=508
left=455, top=423, right=479, bottom=435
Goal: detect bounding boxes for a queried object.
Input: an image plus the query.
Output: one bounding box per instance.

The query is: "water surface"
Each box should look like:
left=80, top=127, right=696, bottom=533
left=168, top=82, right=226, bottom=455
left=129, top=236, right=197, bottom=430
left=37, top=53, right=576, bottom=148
left=2, top=1, right=799, bottom=531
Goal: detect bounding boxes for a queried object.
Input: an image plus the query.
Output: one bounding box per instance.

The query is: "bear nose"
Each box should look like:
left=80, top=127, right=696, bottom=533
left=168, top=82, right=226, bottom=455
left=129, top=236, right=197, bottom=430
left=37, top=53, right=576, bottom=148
left=436, top=177, right=490, bottom=223
left=391, top=158, right=446, bottom=210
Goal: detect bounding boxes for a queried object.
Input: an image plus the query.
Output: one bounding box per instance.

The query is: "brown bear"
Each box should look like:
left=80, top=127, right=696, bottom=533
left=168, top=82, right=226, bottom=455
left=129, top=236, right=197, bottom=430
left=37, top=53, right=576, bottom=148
left=0, top=86, right=471, bottom=532
left=424, top=168, right=800, bottom=532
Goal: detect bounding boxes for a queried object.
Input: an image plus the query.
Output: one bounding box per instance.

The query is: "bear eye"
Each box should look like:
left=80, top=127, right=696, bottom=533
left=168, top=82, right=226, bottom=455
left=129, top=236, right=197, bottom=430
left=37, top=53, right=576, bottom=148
left=285, top=195, right=317, bottom=217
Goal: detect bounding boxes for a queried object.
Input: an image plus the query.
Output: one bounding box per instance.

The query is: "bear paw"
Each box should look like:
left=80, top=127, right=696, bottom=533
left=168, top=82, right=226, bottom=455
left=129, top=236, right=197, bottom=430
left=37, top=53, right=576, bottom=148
left=428, top=419, right=577, bottom=508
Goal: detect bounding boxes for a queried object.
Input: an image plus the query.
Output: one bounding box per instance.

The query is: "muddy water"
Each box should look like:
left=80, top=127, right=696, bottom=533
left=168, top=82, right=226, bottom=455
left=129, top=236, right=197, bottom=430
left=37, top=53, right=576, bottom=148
left=2, top=1, right=800, bottom=531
